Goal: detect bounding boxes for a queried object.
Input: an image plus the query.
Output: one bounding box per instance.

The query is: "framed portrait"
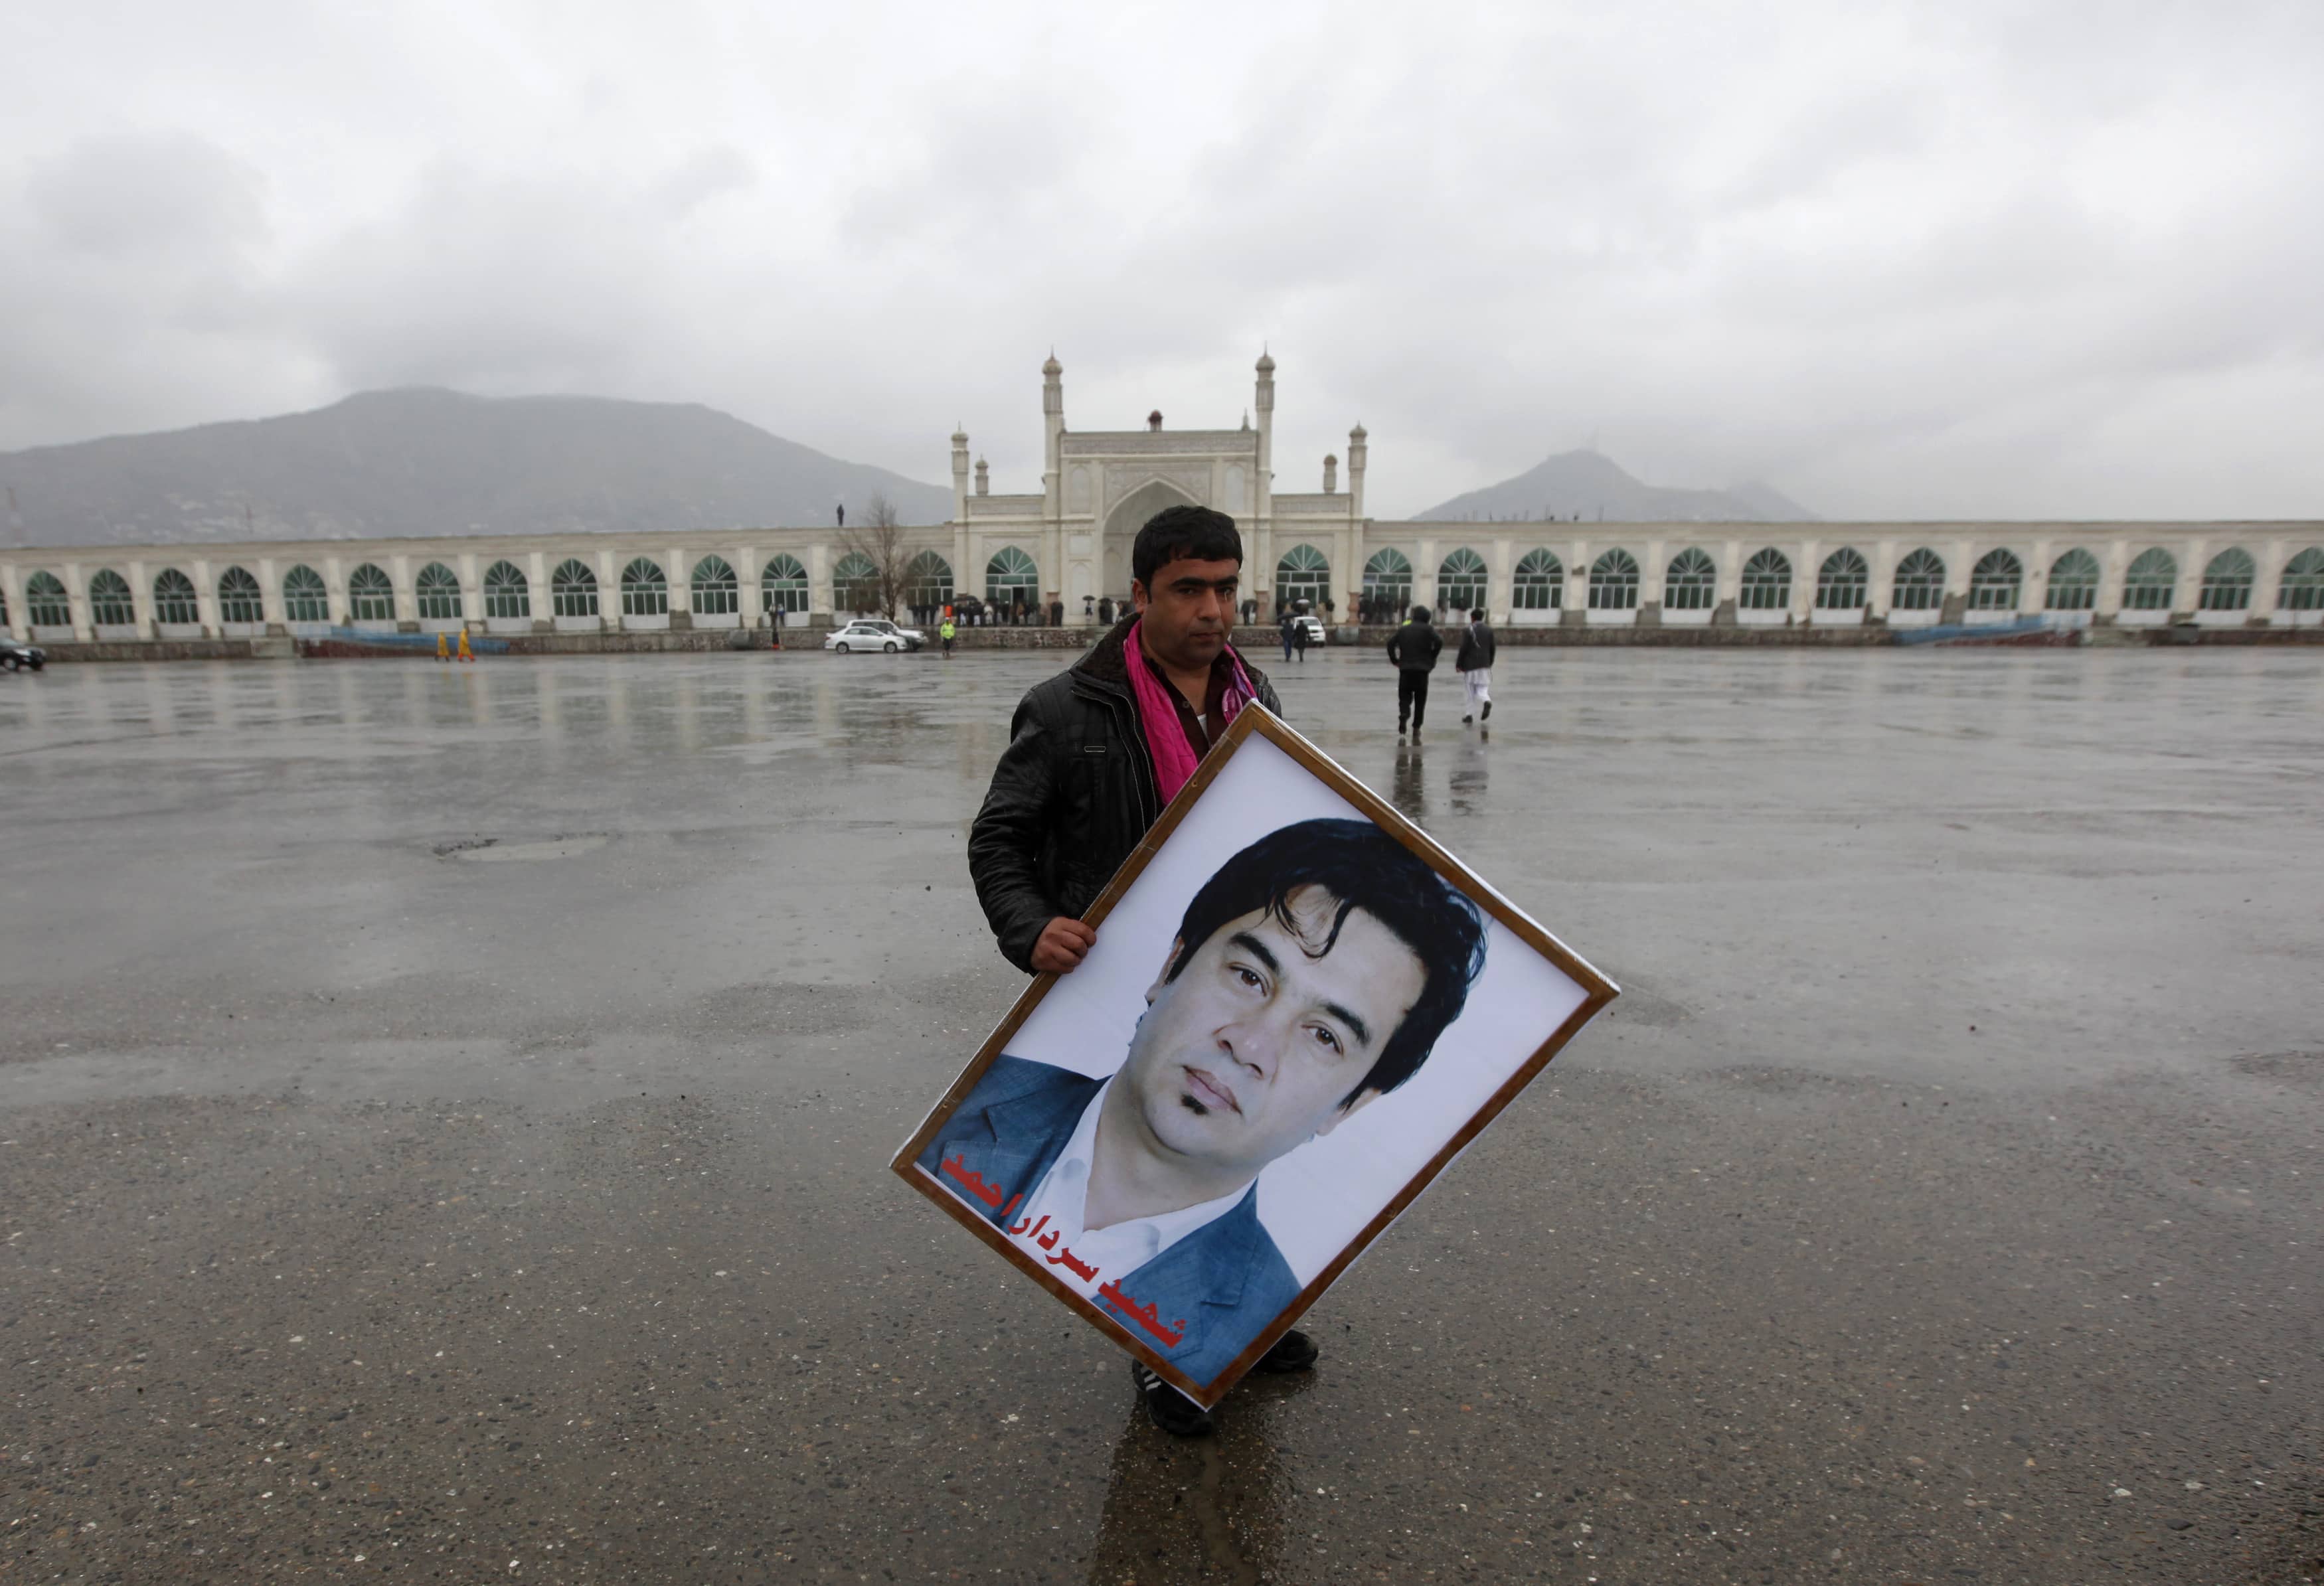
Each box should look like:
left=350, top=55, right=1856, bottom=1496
left=890, top=706, right=1618, bottom=1408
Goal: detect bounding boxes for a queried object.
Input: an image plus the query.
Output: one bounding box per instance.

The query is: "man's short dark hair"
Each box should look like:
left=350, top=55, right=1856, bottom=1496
left=1471, top=607, right=1485, bottom=621
left=1410, top=605, right=1431, bottom=623
left=1133, top=505, right=1242, bottom=589
left=1164, top=818, right=1487, bottom=1108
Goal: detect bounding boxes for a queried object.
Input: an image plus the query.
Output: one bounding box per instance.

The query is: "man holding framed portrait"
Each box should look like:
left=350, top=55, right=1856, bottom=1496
left=961, top=504, right=1305, bottom=1432
left=934, top=504, right=1616, bottom=1435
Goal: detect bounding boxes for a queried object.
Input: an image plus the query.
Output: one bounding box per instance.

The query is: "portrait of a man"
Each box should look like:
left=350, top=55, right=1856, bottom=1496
left=916, top=817, right=1488, bottom=1387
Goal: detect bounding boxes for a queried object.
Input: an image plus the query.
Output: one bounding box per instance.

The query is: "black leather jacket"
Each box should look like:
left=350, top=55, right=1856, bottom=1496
left=967, top=619, right=1281, bottom=973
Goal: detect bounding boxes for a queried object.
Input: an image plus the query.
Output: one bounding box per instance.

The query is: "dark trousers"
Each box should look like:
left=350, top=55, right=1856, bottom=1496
left=1398, top=670, right=1430, bottom=728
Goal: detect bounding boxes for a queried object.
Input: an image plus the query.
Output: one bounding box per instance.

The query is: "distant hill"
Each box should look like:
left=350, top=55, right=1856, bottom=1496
left=0, top=388, right=954, bottom=548
left=1416, top=449, right=1817, bottom=524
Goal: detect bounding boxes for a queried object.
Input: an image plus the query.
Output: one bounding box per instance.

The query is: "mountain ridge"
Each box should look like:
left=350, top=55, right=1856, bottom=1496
left=1415, top=448, right=1817, bottom=524
left=0, top=388, right=954, bottom=548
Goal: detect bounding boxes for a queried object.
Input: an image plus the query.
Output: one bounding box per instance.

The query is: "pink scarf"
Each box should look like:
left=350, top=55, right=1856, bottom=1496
left=1124, top=618, right=1257, bottom=803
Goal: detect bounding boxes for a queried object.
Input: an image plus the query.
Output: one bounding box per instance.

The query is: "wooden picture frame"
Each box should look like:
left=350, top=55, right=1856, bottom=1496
left=889, top=704, right=1619, bottom=1407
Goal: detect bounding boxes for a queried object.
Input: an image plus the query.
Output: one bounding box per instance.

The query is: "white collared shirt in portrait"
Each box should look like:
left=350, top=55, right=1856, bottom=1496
left=1006, top=1077, right=1250, bottom=1303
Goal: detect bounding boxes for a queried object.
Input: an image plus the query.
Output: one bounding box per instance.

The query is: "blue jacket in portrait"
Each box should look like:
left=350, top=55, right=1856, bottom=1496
left=916, top=1054, right=1303, bottom=1388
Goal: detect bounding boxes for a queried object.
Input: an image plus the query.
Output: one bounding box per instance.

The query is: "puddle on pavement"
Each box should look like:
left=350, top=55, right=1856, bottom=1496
left=436, top=834, right=613, bottom=862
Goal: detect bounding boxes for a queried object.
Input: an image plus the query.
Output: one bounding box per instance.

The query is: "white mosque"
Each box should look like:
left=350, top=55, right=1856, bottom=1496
left=3, top=353, right=2319, bottom=647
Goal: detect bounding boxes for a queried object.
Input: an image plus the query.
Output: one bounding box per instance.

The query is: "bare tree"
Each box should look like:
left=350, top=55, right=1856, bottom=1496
left=836, top=492, right=910, bottom=617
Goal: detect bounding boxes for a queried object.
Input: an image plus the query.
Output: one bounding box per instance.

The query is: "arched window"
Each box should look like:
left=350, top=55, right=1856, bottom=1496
left=1969, top=549, right=2023, bottom=611
left=904, top=550, right=954, bottom=609
left=1513, top=549, right=1563, bottom=609
left=1363, top=549, right=1413, bottom=614
left=2282, top=548, right=2324, bottom=611
left=88, top=570, right=135, bottom=625
left=984, top=546, right=1038, bottom=609
left=761, top=554, right=809, bottom=614
left=691, top=555, right=739, bottom=616
left=483, top=560, right=531, bottom=620
left=1815, top=548, right=1868, bottom=609
left=1276, top=544, right=1331, bottom=611
left=26, top=572, right=71, bottom=627
left=1588, top=549, right=1640, bottom=610
left=621, top=558, right=669, bottom=617
left=550, top=560, right=598, bottom=618
left=834, top=552, right=880, bottom=613
left=1738, top=548, right=1791, bottom=609
left=348, top=564, right=395, bottom=622
left=1437, top=548, right=1488, bottom=613
left=415, top=562, right=463, bottom=621
left=218, top=566, right=265, bottom=625
left=2199, top=548, right=2254, bottom=611
left=1892, top=548, right=1946, bottom=611
left=152, top=568, right=201, bottom=625
left=1663, top=548, right=1717, bottom=610
left=2045, top=548, right=2099, bottom=611
left=280, top=564, right=328, bottom=624
left=88, top=569, right=135, bottom=626
left=2122, top=548, right=2177, bottom=611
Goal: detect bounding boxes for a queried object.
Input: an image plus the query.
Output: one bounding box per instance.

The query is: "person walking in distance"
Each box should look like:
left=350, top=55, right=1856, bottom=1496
left=969, top=504, right=1310, bottom=1437
left=1385, top=605, right=1442, bottom=738
left=940, top=610, right=957, bottom=659
left=1292, top=613, right=1310, bottom=665
left=1455, top=605, right=1495, bottom=725
left=1279, top=609, right=1296, bottom=664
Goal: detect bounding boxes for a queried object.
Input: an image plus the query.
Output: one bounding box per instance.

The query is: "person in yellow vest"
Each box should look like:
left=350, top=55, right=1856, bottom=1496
left=436, top=631, right=449, bottom=662
left=456, top=626, right=474, bottom=663
left=940, top=612, right=957, bottom=659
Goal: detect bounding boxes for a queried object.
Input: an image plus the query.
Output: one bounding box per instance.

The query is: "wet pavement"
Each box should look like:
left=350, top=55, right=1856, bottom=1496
left=3, top=645, right=2321, bottom=1584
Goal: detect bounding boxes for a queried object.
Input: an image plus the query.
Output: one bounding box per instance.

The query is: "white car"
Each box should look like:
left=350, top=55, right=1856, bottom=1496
left=824, top=619, right=924, bottom=653
left=1292, top=614, right=1329, bottom=645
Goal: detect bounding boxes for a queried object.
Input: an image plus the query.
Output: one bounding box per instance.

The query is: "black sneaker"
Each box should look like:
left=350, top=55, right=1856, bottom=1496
left=1131, top=1362, right=1214, bottom=1437
left=1254, top=1328, right=1319, bottom=1374
left=1481, top=700, right=1492, bottom=720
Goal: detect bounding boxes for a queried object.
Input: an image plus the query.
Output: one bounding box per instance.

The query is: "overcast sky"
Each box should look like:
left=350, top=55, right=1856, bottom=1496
left=3, top=0, right=2319, bottom=519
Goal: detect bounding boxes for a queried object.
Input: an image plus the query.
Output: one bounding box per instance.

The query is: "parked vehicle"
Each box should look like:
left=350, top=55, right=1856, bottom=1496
left=1, top=637, right=46, bottom=672
left=824, top=619, right=925, bottom=653
left=1292, top=615, right=1328, bottom=646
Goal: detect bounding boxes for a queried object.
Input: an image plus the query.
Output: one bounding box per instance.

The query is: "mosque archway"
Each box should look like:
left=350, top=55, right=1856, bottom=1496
left=1102, top=477, right=1202, bottom=598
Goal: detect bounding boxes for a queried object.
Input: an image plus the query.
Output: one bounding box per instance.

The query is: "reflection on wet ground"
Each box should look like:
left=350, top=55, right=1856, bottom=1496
left=3, top=647, right=2323, bottom=1583
left=1084, top=1380, right=1306, bottom=1586
left=1388, top=742, right=1426, bottom=823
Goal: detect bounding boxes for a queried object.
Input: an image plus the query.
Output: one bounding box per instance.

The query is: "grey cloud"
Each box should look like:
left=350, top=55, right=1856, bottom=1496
left=645, top=145, right=759, bottom=220
left=0, top=131, right=305, bottom=449
left=838, top=86, right=1092, bottom=248
left=28, top=131, right=268, bottom=258
left=286, top=161, right=696, bottom=394
left=1, top=1, right=2320, bottom=520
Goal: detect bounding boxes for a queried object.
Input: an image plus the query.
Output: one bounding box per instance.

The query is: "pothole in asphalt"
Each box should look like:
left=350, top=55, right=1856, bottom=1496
left=433, top=834, right=614, bottom=862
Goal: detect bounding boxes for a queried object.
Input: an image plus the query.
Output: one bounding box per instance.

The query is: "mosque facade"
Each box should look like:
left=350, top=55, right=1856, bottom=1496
left=3, top=353, right=2321, bottom=645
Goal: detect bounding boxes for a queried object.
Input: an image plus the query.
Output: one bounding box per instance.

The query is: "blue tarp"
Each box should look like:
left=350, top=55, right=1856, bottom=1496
left=312, top=626, right=514, bottom=654
left=1894, top=615, right=2075, bottom=646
